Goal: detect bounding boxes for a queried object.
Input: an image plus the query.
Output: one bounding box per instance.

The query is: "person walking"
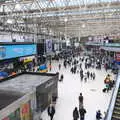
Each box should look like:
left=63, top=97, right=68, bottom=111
left=79, top=106, right=86, bottom=120
left=58, top=63, right=61, bottom=70
left=92, top=72, right=96, bottom=80
left=73, top=107, right=79, bottom=120
left=90, top=72, right=93, bottom=80
left=80, top=74, right=84, bottom=81
left=96, top=110, right=102, bottom=120
left=47, top=104, right=55, bottom=120
left=59, top=74, right=64, bottom=82
left=87, top=71, right=90, bottom=79
left=84, top=73, right=87, bottom=82
left=80, top=63, right=82, bottom=69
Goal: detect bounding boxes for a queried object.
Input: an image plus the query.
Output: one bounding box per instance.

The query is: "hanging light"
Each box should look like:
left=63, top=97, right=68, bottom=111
left=6, top=19, right=13, bottom=24
left=64, top=17, right=68, bottom=22
left=82, top=23, right=86, bottom=28
left=15, top=4, right=21, bottom=10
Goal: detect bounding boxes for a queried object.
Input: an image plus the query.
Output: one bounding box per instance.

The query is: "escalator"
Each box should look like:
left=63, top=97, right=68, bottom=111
left=112, top=87, right=120, bottom=120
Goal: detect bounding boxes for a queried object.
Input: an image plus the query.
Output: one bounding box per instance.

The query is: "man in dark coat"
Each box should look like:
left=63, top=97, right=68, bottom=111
left=80, top=74, right=84, bottom=81
left=73, top=107, right=79, bottom=120
left=96, top=110, right=102, bottom=120
left=79, top=106, right=86, bottom=120
left=58, top=64, right=61, bottom=70
left=87, top=71, right=90, bottom=79
left=79, top=93, right=83, bottom=105
left=47, top=104, right=55, bottom=120
left=80, top=69, right=83, bottom=75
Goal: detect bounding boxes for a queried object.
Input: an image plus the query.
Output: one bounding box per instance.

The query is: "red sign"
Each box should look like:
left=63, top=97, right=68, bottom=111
left=2, top=117, right=9, bottom=120
left=116, top=53, right=120, bottom=61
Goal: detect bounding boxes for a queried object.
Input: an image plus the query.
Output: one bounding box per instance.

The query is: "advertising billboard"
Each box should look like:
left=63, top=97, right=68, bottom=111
left=46, top=40, right=52, bottom=53
left=20, top=102, right=31, bottom=120
left=115, top=52, right=120, bottom=61
left=2, top=108, right=20, bottom=120
left=0, top=44, right=36, bottom=60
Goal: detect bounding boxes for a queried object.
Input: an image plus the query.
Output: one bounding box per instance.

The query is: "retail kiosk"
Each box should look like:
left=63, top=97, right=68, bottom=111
left=0, top=72, right=58, bottom=120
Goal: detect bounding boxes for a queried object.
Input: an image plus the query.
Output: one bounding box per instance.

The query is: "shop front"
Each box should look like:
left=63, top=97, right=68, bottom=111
left=0, top=43, right=37, bottom=74
left=19, top=56, right=36, bottom=71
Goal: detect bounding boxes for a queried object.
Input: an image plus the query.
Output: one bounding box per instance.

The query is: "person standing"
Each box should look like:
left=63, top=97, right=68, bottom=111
left=79, top=93, right=83, bottom=109
left=80, top=69, right=83, bottom=76
left=47, top=104, right=55, bottom=120
left=79, top=106, right=86, bottom=120
left=49, top=63, right=52, bottom=71
left=73, top=107, right=79, bottom=120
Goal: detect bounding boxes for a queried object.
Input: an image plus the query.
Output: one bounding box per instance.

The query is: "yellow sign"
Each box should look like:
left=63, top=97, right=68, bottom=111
left=39, top=69, right=48, bottom=73
left=24, top=59, right=32, bottom=63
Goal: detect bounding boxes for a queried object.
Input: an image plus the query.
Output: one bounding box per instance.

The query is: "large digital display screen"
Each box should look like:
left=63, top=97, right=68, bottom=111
left=0, top=44, right=36, bottom=60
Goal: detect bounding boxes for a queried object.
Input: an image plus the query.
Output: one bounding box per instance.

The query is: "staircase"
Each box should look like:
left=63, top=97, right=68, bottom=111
left=112, top=87, right=120, bottom=120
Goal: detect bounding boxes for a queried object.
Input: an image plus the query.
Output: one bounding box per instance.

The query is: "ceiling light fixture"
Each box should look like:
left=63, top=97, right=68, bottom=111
left=64, top=18, right=68, bottom=22
left=6, top=19, right=13, bottom=24
left=82, top=24, right=86, bottom=28
left=15, top=4, right=21, bottom=10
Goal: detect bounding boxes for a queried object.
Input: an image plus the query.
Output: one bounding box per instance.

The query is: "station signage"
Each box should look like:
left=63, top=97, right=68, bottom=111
left=46, top=39, right=52, bottom=53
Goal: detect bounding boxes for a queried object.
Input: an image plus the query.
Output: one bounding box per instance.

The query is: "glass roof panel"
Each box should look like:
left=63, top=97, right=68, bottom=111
left=38, top=0, right=119, bottom=8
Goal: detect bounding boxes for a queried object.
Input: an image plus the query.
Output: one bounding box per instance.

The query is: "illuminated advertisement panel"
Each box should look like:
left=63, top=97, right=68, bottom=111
left=0, top=44, right=36, bottom=60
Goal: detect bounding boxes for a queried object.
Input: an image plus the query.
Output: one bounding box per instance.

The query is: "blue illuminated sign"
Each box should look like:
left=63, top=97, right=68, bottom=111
left=0, top=44, right=36, bottom=60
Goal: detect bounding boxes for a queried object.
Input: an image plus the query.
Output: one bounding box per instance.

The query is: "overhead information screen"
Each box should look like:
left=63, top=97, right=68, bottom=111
left=0, top=44, right=36, bottom=60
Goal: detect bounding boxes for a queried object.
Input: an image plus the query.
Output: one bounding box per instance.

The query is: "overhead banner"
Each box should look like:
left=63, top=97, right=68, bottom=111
left=46, top=40, right=52, bottom=53
left=0, top=44, right=36, bottom=60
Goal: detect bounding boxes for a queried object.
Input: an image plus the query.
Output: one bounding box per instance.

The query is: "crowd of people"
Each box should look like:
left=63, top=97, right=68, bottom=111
left=103, top=74, right=115, bottom=93
left=45, top=51, right=117, bottom=120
